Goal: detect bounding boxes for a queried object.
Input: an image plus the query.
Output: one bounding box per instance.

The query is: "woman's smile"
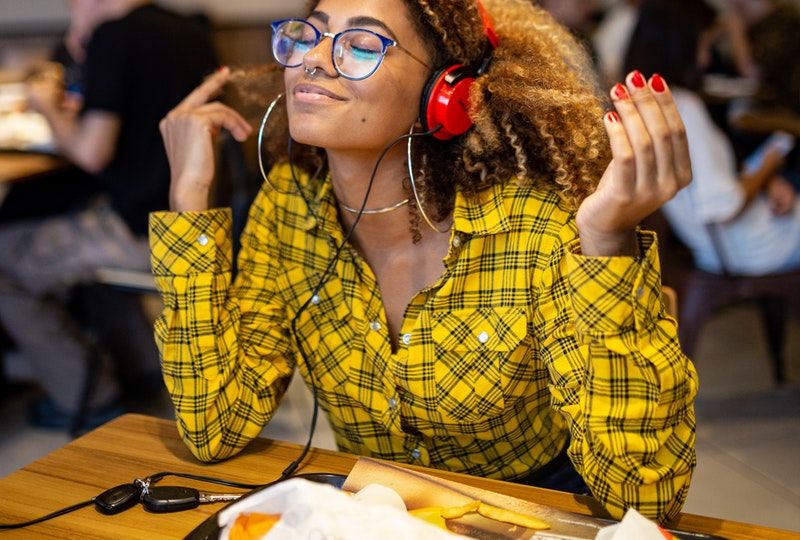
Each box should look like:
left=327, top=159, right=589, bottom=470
left=292, top=82, right=348, bottom=104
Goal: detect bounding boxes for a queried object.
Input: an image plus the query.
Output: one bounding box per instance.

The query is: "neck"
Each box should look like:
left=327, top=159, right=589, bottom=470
left=327, top=146, right=413, bottom=235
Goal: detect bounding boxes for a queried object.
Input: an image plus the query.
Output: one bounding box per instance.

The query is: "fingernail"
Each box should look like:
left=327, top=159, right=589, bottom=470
left=650, top=73, right=666, bottom=93
left=612, top=83, right=628, bottom=100
left=630, top=70, right=646, bottom=89
left=217, top=65, right=229, bottom=73
left=606, top=111, right=620, bottom=123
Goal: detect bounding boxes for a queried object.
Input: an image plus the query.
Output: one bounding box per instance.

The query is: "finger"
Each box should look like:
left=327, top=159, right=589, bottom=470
left=174, top=66, right=230, bottom=112
left=603, top=110, right=637, bottom=198
left=624, top=70, right=676, bottom=199
left=647, top=74, right=692, bottom=187
left=198, top=102, right=253, bottom=141
left=610, top=79, right=656, bottom=193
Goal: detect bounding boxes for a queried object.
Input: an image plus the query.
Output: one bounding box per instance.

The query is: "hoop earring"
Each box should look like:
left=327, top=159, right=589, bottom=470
left=406, top=125, right=451, bottom=234
left=257, top=92, right=296, bottom=195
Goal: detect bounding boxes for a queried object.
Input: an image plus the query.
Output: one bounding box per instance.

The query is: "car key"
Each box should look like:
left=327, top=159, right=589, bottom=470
left=94, top=483, right=141, bottom=515
left=142, top=486, right=242, bottom=513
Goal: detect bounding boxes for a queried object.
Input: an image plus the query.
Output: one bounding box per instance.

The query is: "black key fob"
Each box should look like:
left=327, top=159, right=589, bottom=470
left=142, top=486, right=200, bottom=513
left=94, top=483, right=140, bottom=515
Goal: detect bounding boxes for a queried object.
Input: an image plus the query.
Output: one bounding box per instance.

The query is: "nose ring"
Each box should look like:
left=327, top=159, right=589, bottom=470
left=304, top=66, right=318, bottom=78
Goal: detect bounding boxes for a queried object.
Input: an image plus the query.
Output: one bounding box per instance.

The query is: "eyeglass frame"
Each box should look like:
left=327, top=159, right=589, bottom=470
left=270, top=18, right=432, bottom=81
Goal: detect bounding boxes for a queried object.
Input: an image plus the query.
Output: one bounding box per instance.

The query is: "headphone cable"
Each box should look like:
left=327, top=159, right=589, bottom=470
left=278, top=126, right=440, bottom=480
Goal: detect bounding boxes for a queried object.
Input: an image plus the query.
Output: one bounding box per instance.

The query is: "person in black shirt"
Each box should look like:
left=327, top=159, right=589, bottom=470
left=0, top=0, right=218, bottom=428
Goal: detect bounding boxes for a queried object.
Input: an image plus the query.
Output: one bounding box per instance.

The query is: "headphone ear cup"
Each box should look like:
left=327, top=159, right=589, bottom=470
left=419, top=64, right=477, bottom=140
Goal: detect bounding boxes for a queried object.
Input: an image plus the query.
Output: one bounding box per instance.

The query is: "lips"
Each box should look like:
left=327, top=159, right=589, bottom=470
left=293, top=83, right=346, bottom=101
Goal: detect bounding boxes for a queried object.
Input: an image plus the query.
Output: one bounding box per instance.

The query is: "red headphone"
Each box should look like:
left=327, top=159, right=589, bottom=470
left=419, top=1, right=499, bottom=140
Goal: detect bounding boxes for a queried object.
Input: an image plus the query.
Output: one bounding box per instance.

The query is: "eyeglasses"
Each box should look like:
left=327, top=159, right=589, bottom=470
left=270, top=18, right=431, bottom=81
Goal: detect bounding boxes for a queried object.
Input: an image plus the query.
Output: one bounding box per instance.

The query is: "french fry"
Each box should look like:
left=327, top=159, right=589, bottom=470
left=439, top=500, right=480, bottom=519
left=477, top=502, right=550, bottom=530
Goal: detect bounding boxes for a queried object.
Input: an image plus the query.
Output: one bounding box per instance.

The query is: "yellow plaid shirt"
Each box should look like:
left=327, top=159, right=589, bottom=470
left=150, top=163, right=697, bottom=522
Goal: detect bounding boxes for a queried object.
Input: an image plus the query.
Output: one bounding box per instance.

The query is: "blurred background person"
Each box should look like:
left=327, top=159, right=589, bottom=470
left=592, top=0, right=641, bottom=86
left=624, top=0, right=800, bottom=277
left=0, top=0, right=218, bottom=430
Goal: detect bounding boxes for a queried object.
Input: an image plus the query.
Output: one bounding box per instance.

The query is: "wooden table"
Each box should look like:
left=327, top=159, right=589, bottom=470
left=0, top=414, right=795, bottom=539
left=0, top=152, right=70, bottom=184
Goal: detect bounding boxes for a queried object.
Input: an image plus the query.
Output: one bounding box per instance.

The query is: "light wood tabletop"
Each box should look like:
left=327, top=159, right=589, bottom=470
left=0, top=152, right=70, bottom=184
left=0, top=414, right=795, bottom=539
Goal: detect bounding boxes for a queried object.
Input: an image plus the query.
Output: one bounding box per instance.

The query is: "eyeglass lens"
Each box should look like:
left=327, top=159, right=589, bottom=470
left=272, top=20, right=387, bottom=80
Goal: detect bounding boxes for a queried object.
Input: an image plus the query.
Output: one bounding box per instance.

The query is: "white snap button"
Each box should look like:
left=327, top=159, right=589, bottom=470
left=388, top=397, right=398, bottom=409
left=310, top=294, right=320, bottom=305
left=478, top=331, right=489, bottom=344
left=636, top=286, right=644, bottom=297
left=401, top=333, right=412, bottom=345
left=452, top=235, right=461, bottom=248
left=410, top=448, right=421, bottom=460
left=370, top=320, right=382, bottom=331
left=197, top=234, right=209, bottom=246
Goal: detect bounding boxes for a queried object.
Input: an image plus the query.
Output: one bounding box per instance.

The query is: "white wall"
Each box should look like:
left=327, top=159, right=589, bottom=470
left=0, top=0, right=306, bottom=33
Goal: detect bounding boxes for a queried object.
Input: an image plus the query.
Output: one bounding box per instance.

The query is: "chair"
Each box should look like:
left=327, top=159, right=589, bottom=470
left=642, top=210, right=800, bottom=383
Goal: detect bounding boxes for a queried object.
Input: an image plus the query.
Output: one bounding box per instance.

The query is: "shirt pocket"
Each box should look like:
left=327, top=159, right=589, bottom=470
left=431, top=306, right=529, bottom=423
left=278, top=266, right=353, bottom=390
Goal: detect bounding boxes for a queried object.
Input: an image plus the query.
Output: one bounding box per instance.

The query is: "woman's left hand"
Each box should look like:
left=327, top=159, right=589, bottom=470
left=576, top=71, right=692, bottom=257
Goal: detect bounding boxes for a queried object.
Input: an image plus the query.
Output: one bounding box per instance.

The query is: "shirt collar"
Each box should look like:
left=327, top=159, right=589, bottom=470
left=290, top=162, right=513, bottom=239
left=452, top=182, right=511, bottom=236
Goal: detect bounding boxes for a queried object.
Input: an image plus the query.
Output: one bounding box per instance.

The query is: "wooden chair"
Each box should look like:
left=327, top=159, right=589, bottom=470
left=643, top=210, right=799, bottom=383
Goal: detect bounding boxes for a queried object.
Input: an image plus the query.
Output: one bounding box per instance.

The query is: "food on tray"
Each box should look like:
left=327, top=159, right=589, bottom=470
left=410, top=500, right=550, bottom=531
left=228, top=513, right=281, bottom=540
left=476, top=502, right=550, bottom=530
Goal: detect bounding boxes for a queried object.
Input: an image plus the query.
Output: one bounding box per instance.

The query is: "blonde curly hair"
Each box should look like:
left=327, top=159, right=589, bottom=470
left=231, top=0, right=610, bottom=220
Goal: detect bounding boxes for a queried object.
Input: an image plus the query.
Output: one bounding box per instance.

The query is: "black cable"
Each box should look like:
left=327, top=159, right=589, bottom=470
left=145, top=471, right=265, bottom=490
left=279, top=127, right=440, bottom=480
left=0, top=499, right=94, bottom=530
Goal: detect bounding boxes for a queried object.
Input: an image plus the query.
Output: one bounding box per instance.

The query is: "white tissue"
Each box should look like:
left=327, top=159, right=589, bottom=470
left=218, top=478, right=470, bottom=540
left=594, top=508, right=670, bottom=540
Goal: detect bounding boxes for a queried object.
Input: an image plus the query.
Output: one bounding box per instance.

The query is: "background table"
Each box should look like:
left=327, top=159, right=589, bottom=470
left=0, top=152, right=69, bottom=184
left=0, top=414, right=795, bottom=539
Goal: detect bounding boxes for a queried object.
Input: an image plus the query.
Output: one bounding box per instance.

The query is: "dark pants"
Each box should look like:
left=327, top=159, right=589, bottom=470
left=511, top=443, right=590, bottom=495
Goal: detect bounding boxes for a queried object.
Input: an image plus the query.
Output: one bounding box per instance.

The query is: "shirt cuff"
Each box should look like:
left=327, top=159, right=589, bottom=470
left=149, top=208, right=233, bottom=276
left=565, top=231, right=663, bottom=336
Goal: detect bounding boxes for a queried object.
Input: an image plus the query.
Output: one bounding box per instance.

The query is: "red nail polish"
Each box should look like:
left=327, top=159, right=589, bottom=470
left=606, top=111, right=620, bottom=123
left=631, top=70, right=646, bottom=89
left=651, top=73, right=666, bottom=93
left=613, top=83, right=628, bottom=100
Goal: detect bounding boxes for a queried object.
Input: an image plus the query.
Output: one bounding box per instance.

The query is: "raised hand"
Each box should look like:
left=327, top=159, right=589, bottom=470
left=576, top=71, right=692, bottom=257
left=159, top=66, right=253, bottom=212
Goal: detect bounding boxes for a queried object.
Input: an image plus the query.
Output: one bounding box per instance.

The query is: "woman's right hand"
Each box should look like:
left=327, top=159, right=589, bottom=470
left=159, top=66, right=253, bottom=212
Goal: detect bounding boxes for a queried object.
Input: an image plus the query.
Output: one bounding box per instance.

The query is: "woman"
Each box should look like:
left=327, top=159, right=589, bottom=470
left=624, top=0, right=800, bottom=276
left=153, top=0, right=697, bottom=523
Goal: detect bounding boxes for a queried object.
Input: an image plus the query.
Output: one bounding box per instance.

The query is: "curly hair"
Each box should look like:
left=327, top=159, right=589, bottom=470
left=230, top=0, right=610, bottom=220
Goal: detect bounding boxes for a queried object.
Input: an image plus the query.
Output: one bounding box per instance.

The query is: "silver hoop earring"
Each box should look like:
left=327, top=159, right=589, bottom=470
left=304, top=66, right=318, bottom=78
left=406, top=125, right=451, bottom=234
left=257, top=92, right=297, bottom=195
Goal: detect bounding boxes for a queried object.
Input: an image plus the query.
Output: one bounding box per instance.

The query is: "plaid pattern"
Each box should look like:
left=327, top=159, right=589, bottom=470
left=150, top=163, right=697, bottom=522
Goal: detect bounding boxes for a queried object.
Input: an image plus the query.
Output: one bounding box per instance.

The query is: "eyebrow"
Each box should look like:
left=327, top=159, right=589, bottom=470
left=309, top=11, right=399, bottom=40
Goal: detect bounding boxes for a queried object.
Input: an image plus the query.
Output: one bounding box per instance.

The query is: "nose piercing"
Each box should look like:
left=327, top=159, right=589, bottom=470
left=304, top=66, right=318, bottom=78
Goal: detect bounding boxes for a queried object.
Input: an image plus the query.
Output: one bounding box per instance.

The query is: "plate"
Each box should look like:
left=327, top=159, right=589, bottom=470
left=183, top=473, right=347, bottom=540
